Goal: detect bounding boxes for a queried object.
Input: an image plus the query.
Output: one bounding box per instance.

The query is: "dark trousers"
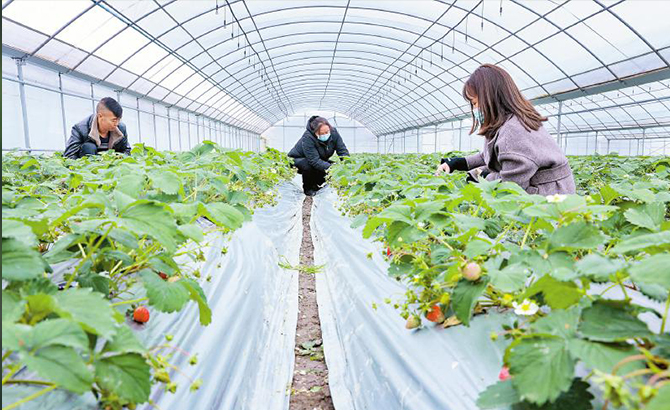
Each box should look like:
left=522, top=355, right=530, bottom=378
left=292, top=158, right=326, bottom=194
left=301, top=167, right=326, bottom=193
left=80, top=142, right=98, bottom=157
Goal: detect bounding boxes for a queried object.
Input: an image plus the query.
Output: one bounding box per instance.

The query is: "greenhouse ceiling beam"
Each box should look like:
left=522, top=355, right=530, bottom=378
left=376, top=68, right=670, bottom=138
left=546, top=95, right=670, bottom=118
left=532, top=68, right=670, bottom=105
left=0, top=46, right=263, bottom=135
left=95, top=0, right=278, bottom=128
left=557, top=123, right=670, bottom=136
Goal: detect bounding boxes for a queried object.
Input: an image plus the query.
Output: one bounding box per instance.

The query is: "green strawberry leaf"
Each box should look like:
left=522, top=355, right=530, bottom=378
left=149, top=169, right=181, bottom=195
left=118, top=200, right=178, bottom=252
left=29, top=318, right=89, bottom=350
left=523, top=275, right=582, bottom=310
left=476, top=379, right=520, bottom=409
left=94, top=353, right=151, bottom=403
left=140, top=269, right=190, bottom=313
left=567, top=339, right=641, bottom=374
left=54, top=288, right=118, bottom=339
left=451, top=277, right=489, bottom=326
left=2, top=218, right=38, bottom=246
left=2, top=238, right=47, bottom=281
left=21, top=345, right=93, bottom=394
left=549, top=222, right=608, bottom=250
left=628, top=254, right=670, bottom=289
left=179, top=278, right=212, bottom=326
left=645, top=384, right=670, bottom=410
left=103, top=325, right=146, bottom=355
left=200, top=202, right=244, bottom=230
left=578, top=300, right=652, bottom=342
left=530, top=307, right=580, bottom=339
left=611, top=231, right=670, bottom=253
left=487, top=263, right=529, bottom=293
left=515, top=378, right=594, bottom=410
left=178, top=223, right=205, bottom=243
left=2, top=290, right=25, bottom=322
left=508, top=335, right=575, bottom=405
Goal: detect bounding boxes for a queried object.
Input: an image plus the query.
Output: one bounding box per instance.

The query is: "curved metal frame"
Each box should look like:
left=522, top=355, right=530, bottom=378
left=2, top=0, right=669, bottom=137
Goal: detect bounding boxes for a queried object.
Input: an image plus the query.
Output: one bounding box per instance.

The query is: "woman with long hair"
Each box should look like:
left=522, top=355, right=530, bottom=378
left=435, top=64, right=575, bottom=195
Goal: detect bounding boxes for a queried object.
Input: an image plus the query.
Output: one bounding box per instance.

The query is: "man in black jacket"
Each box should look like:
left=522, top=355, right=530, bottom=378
left=63, top=97, right=131, bottom=159
left=288, top=116, right=350, bottom=196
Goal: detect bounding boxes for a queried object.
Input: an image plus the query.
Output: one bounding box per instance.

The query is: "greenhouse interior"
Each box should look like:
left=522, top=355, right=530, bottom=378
left=1, top=1, right=669, bottom=410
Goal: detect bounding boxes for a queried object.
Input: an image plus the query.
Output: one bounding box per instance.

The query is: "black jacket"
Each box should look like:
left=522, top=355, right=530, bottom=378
left=64, top=114, right=131, bottom=159
left=288, top=116, right=350, bottom=172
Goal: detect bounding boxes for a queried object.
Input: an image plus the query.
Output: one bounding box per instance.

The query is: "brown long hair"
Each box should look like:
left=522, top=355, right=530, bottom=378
left=463, top=64, right=546, bottom=138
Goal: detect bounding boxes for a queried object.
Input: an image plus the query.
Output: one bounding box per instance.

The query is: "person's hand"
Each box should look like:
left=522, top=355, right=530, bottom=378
left=473, top=167, right=483, bottom=178
left=434, top=162, right=450, bottom=176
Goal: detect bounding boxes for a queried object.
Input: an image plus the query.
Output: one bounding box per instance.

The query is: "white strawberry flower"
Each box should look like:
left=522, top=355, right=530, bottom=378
left=417, top=222, right=425, bottom=228
left=546, top=194, right=567, bottom=203
left=513, top=299, right=539, bottom=316
left=398, top=236, right=403, bottom=242
left=270, top=168, right=277, bottom=173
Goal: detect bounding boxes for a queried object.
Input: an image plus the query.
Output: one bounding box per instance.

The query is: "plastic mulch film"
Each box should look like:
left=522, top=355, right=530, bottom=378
left=310, top=187, right=515, bottom=410
left=2, top=179, right=305, bottom=410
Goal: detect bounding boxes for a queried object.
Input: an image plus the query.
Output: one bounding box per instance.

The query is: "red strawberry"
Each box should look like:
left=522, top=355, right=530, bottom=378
left=498, top=366, right=510, bottom=381
left=133, top=306, right=150, bottom=324
left=387, top=247, right=391, bottom=257
left=425, top=305, right=445, bottom=323
left=158, top=272, right=168, bottom=280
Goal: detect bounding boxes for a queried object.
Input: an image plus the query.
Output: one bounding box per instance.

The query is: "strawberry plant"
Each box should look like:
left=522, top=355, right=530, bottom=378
left=1, top=141, right=293, bottom=409
left=330, top=153, right=670, bottom=409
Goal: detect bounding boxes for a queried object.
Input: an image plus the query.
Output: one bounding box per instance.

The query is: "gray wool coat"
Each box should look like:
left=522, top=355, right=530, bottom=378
left=465, top=116, right=576, bottom=195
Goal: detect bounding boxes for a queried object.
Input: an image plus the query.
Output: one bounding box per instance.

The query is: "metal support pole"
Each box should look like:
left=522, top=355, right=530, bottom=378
left=15, top=59, right=31, bottom=150
left=167, top=107, right=172, bottom=151
left=136, top=98, right=142, bottom=143
left=458, top=120, right=464, bottom=151
left=90, top=83, right=95, bottom=113
left=152, top=102, right=158, bottom=148
left=585, top=133, right=589, bottom=155
left=556, top=101, right=564, bottom=151
left=353, top=126, right=357, bottom=154
left=607, top=139, right=611, bottom=154
left=282, top=121, right=286, bottom=151
left=594, top=131, right=598, bottom=155
left=196, top=115, right=200, bottom=144
left=58, top=72, right=67, bottom=146
left=187, top=114, right=192, bottom=149
left=177, top=110, right=182, bottom=152
left=641, top=129, right=646, bottom=156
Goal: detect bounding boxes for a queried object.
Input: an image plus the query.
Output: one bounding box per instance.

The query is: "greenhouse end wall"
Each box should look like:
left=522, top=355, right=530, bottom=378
left=1, top=55, right=261, bottom=153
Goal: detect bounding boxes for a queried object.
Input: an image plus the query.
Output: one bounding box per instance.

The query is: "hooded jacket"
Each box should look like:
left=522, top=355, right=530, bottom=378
left=64, top=114, right=131, bottom=159
left=462, top=115, right=576, bottom=195
left=288, top=115, right=350, bottom=172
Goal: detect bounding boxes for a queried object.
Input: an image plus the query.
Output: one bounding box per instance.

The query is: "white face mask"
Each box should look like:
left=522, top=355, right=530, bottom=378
left=318, top=133, right=330, bottom=142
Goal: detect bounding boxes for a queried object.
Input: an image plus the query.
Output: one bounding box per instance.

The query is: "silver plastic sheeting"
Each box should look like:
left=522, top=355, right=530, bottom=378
left=310, top=187, right=515, bottom=410
left=2, top=179, right=304, bottom=410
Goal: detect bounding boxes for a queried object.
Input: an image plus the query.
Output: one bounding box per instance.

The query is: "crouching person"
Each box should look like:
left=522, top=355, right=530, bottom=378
left=288, top=116, right=349, bottom=196
left=64, top=97, right=131, bottom=159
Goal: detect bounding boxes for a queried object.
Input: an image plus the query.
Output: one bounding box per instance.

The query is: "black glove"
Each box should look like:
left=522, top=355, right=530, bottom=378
left=440, top=157, right=468, bottom=172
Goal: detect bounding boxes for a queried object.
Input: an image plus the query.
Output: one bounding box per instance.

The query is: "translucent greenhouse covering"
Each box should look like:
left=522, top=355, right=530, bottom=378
left=2, top=0, right=670, bottom=153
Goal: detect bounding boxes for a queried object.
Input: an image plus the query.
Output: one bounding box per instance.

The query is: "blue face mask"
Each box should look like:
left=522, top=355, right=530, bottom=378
left=473, top=109, right=484, bottom=125
left=317, top=133, right=330, bottom=142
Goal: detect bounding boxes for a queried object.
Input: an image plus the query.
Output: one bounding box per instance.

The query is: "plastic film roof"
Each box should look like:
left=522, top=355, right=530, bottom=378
left=2, top=0, right=669, bottom=135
